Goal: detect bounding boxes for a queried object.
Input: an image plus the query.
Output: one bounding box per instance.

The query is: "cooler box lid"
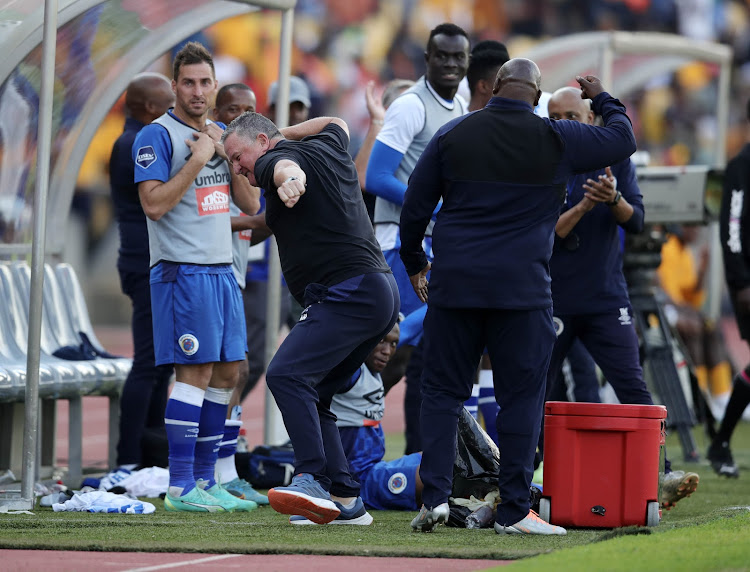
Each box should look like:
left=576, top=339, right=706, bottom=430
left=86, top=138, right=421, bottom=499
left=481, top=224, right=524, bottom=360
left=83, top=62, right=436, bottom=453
left=545, top=401, right=667, bottom=419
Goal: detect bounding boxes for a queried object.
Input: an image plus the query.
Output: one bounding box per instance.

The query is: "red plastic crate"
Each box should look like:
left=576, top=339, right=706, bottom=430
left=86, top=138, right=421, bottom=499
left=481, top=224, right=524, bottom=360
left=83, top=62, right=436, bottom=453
left=542, top=402, right=666, bottom=528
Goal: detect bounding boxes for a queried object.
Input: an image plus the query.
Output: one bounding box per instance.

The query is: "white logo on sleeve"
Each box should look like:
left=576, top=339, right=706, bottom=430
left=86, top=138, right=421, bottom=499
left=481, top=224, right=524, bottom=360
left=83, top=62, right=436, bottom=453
left=178, top=334, right=199, bottom=356
left=618, top=307, right=632, bottom=326
left=728, top=189, right=744, bottom=254
left=136, top=146, right=157, bottom=169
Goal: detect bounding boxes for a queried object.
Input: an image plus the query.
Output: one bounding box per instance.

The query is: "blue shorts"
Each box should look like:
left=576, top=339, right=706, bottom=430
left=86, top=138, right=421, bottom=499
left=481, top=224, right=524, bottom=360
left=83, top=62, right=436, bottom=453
left=150, top=263, right=247, bottom=366
left=398, top=305, right=426, bottom=347
left=361, top=452, right=422, bottom=511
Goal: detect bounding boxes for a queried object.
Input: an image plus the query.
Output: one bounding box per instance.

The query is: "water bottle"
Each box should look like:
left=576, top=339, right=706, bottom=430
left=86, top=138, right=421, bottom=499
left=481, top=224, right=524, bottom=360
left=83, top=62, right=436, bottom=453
left=237, top=428, right=249, bottom=453
left=465, top=505, right=494, bottom=529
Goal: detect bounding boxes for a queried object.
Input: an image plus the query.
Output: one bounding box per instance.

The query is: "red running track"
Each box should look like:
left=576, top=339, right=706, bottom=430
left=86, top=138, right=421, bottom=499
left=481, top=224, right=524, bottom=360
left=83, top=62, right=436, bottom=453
left=0, top=549, right=509, bottom=571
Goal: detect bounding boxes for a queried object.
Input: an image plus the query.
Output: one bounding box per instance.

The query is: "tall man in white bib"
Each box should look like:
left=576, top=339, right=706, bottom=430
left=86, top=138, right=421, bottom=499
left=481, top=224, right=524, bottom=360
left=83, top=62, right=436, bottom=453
left=133, top=42, right=260, bottom=513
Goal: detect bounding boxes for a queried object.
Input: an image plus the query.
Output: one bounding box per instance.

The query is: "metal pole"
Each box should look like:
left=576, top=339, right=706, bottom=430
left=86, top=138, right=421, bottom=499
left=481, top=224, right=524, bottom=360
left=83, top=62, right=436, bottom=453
left=22, top=0, right=57, bottom=502
left=263, top=6, right=294, bottom=446
left=705, top=58, right=732, bottom=321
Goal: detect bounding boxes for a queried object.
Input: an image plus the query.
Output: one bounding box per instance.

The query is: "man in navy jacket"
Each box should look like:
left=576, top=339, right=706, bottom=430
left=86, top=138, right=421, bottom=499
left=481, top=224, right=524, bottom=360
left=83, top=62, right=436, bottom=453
left=400, top=58, right=636, bottom=535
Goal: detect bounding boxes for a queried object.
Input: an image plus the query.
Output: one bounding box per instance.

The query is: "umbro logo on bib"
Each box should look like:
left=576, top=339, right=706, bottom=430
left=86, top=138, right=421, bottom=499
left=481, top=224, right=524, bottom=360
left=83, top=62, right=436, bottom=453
left=136, top=146, right=157, bottom=169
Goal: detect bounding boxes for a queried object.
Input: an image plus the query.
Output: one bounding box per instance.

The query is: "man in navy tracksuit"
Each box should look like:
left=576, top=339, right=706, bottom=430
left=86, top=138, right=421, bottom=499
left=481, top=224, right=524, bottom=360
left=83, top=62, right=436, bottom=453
left=543, top=87, right=699, bottom=510
left=545, top=86, right=650, bottom=406
left=109, top=73, right=174, bottom=469
left=400, top=59, right=636, bottom=535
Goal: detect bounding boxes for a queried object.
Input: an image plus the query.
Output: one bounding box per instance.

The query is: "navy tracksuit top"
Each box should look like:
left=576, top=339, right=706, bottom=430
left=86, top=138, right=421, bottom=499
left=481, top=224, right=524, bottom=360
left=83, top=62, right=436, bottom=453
left=550, top=158, right=644, bottom=315
left=110, top=117, right=150, bottom=274
left=400, top=92, right=637, bottom=310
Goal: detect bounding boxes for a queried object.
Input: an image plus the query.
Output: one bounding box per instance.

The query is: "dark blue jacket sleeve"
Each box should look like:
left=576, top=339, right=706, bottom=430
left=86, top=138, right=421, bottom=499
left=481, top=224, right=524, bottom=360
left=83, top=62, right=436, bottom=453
left=553, top=92, right=637, bottom=176
left=399, top=134, right=443, bottom=276
left=613, top=159, right=644, bottom=234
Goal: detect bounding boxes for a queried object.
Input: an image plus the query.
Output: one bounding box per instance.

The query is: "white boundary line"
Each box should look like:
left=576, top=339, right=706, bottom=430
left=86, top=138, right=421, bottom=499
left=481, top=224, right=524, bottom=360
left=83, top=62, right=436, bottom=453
left=123, top=554, right=240, bottom=572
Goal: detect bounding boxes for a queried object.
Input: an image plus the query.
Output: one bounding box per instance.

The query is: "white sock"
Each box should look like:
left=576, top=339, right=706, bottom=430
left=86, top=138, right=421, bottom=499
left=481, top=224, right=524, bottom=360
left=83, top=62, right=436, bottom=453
left=216, top=455, right=239, bottom=483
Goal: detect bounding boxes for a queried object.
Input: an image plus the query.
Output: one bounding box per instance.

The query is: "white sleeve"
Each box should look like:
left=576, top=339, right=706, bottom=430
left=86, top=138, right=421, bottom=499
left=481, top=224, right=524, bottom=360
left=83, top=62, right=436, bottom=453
left=455, top=93, right=468, bottom=114
left=375, top=93, right=426, bottom=154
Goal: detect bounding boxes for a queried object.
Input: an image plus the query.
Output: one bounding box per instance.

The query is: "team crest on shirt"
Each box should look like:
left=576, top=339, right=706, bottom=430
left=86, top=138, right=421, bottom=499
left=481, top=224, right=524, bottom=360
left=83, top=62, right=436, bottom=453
left=136, top=146, right=157, bottom=169
left=618, top=307, right=632, bottom=326
left=388, top=472, right=407, bottom=494
left=179, top=334, right=199, bottom=356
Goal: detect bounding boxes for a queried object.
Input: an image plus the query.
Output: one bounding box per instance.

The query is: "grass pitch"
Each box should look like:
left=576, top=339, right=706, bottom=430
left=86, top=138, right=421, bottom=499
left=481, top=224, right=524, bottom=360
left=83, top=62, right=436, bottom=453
left=1, top=423, right=749, bottom=565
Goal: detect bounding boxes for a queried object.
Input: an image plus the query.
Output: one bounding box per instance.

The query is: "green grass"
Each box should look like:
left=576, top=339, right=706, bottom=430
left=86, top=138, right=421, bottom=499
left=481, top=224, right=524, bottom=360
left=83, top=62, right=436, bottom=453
left=0, top=423, right=749, bottom=565
left=502, top=509, right=750, bottom=572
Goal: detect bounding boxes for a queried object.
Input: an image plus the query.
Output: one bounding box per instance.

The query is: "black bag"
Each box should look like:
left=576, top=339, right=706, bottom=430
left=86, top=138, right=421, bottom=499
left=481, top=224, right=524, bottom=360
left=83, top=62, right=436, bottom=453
left=237, top=442, right=296, bottom=489
left=452, top=408, right=501, bottom=500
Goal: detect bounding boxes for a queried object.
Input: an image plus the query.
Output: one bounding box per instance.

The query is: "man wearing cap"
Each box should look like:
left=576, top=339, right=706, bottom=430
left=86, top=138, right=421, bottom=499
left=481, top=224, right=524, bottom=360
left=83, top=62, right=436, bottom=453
left=268, top=75, right=311, bottom=127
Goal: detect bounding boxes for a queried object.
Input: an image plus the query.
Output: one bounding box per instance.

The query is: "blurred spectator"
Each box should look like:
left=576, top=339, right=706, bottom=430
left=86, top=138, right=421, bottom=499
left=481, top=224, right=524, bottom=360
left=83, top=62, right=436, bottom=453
left=657, top=225, right=733, bottom=420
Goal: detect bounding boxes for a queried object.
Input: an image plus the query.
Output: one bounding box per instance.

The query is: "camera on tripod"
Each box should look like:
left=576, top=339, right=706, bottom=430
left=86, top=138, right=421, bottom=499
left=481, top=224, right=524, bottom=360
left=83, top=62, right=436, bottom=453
left=622, top=165, right=722, bottom=462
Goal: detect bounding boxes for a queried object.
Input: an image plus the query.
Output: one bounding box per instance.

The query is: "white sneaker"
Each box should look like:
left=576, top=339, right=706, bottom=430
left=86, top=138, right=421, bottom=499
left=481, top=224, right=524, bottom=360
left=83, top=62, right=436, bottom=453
left=494, top=510, right=567, bottom=535
left=410, top=502, right=450, bottom=532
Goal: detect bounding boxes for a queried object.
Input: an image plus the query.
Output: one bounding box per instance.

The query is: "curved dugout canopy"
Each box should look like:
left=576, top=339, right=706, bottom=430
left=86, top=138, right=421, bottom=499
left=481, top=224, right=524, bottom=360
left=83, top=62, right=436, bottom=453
left=520, top=31, right=733, bottom=167
left=0, top=0, right=296, bottom=509
left=0, top=0, right=295, bottom=255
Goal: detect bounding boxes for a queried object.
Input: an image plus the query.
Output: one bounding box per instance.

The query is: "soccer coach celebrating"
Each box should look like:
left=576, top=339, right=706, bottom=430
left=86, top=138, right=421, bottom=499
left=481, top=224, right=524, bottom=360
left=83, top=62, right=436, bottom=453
left=400, top=58, right=637, bottom=535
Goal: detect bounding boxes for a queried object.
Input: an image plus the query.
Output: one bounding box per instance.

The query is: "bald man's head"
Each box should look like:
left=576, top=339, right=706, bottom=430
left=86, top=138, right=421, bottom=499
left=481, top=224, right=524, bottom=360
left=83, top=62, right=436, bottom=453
left=547, top=86, right=594, bottom=125
left=125, top=72, right=174, bottom=124
left=491, top=58, right=542, bottom=107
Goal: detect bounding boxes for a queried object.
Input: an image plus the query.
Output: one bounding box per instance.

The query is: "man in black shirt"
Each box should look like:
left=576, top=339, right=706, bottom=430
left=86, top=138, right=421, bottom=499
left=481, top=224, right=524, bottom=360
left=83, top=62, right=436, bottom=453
left=712, top=97, right=750, bottom=478
left=222, top=112, right=399, bottom=525
left=109, top=72, right=174, bottom=469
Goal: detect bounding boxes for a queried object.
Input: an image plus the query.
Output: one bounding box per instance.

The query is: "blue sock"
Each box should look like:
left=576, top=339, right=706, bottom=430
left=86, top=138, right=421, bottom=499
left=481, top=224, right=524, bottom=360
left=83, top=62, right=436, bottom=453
left=164, top=382, right=205, bottom=496
left=194, top=387, right=232, bottom=489
left=464, top=383, right=480, bottom=419
left=216, top=405, right=242, bottom=484
left=478, top=370, right=500, bottom=445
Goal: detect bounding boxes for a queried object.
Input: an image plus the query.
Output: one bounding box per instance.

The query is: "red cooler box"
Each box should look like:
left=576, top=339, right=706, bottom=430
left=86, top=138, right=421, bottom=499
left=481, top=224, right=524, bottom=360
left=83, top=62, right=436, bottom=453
left=541, top=402, right=666, bottom=528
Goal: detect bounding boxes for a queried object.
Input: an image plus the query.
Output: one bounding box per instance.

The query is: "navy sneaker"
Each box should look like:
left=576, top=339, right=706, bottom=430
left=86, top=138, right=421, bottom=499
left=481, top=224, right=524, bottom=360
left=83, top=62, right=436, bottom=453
left=707, top=441, right=740, bottom=478
left=289, top=496, right=373, bottom=525
left=268, top=473, right=340, bottom=524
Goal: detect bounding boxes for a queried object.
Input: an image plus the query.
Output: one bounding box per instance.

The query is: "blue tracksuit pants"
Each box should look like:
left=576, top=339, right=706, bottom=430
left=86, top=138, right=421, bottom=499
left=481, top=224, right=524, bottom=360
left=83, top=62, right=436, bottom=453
left=419, top=304, right=555, bottom=527
left=265, top=272, right=400, bottom=497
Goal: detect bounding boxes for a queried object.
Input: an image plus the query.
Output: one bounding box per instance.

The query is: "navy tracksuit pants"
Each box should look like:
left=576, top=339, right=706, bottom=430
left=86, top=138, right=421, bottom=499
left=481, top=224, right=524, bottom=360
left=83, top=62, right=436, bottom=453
left=116, top=270, right=172, bottom=466
left=265, top=271, right=400, bottom=497
left=419, top=304, right=556, bottom=527
left=546, top=309, right=653, bottom=406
